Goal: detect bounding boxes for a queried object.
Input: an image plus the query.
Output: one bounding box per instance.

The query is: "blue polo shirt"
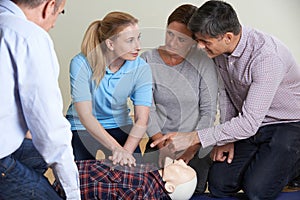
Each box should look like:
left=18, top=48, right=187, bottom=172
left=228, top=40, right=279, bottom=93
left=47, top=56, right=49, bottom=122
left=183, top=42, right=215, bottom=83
left=66, top=53, right=152, bottom=130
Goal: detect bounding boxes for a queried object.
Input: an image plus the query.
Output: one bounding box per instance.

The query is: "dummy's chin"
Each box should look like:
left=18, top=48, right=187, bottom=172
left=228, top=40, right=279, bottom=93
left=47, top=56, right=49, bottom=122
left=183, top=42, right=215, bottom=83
left=168, top=176, right=197, bottom=200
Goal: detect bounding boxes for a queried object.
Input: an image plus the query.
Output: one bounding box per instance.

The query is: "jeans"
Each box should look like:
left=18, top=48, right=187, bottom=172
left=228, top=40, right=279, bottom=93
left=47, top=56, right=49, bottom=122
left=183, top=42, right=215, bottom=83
left=0, top=139, right=62, bottom=200
left=72, top=125, right=142, bottom=163
left=208, top=122, right=300, bottom=200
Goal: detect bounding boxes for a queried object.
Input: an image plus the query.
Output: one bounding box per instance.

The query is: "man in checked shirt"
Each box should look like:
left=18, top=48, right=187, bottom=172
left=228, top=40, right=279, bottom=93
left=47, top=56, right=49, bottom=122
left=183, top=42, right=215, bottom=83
left=151, top=1, right=300, bottom=200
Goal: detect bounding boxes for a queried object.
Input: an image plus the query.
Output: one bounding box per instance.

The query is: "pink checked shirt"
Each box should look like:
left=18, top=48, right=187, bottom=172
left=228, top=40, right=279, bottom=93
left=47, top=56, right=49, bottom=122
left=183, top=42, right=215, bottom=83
left=199, top=26, right=300, bottom=148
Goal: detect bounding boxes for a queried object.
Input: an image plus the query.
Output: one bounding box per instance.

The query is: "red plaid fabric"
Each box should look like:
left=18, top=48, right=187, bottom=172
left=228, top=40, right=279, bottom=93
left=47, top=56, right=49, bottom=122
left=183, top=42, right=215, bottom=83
left=54, top=160, right=171, bottom=200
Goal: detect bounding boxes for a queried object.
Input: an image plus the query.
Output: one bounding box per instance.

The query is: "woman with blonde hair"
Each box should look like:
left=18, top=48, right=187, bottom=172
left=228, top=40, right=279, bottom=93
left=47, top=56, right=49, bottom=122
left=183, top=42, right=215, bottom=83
left=66, top=11, right=152, bottom=166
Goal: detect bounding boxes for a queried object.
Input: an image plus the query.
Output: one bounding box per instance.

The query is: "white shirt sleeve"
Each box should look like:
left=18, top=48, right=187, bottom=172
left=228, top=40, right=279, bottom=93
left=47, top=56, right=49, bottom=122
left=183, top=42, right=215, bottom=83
left=18, top=28, right=80, bottom=199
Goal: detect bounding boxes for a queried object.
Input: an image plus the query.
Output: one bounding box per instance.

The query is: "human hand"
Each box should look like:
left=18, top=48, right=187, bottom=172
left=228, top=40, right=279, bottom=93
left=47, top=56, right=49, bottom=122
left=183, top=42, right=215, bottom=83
left=150, top=131, right=200, bottom=152
left=178, top=153, right=193, bottom=164
left=210, top=143, right=234, bottom=164
left=25, top=130, right=32, bottom=139
left=178, top=144, right=201, bottom=164
left=109, top=146, right=136, bottom=167
left=158, top=145, right=176, bottom=168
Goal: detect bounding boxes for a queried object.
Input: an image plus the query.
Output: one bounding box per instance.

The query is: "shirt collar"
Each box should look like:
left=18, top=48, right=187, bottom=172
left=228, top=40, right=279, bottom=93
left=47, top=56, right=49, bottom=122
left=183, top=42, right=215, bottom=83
left=106, top=60, right=130, bottom=75
left=230, top=25, right=250, bottom=58
left=0, top=0, right=27, bottom=19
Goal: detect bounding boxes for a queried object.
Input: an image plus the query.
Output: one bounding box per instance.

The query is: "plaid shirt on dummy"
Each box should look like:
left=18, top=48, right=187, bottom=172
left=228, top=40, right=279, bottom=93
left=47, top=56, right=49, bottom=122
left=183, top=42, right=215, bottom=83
left=54, top=160, right=171, bottom=200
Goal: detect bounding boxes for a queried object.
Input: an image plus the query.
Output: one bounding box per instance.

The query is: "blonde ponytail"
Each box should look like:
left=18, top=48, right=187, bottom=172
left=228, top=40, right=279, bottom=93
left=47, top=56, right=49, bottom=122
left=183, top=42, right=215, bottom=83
left=81, top=20, right=106, bottom=85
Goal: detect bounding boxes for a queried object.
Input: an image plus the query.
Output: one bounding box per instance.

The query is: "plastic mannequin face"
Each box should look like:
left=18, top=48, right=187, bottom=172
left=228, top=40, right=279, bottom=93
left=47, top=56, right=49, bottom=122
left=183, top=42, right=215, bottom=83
left=162, top=158, right=197, bottom=200
left=168, top=177, right=197, bottom=200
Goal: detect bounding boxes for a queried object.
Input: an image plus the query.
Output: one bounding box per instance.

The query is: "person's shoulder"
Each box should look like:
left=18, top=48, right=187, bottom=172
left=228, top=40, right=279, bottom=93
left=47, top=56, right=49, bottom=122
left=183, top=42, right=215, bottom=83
left=244, top=26, right=266, bottom=37
left=244, top=26, right=285, bottom=56
left=70, top=53, right=92, bottom=73
left=186, top=45, right=215, bottom=68
left=140, top=48, right=156, bottom=56
left=140, top=48, right=157, bottom=62
left=71, top=53, right=88, bottom=64
left=0, top=1, right=41, bottom=37
left=1, top=14, right=50, bottom=43
left=187, top=45, right=209, bottom=60
left=243, top=26, right=276, bottom=45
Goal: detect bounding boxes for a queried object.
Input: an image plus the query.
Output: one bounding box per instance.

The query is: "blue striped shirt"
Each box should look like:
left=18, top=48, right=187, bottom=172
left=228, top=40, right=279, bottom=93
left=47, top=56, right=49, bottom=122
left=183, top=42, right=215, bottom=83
left=0, top=0, right=80, bottom=198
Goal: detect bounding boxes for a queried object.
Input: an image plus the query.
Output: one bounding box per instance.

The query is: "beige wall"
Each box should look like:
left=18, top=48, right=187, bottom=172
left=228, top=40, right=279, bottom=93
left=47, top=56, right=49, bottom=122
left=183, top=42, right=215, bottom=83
left=49, top=0, right=300, bottom=113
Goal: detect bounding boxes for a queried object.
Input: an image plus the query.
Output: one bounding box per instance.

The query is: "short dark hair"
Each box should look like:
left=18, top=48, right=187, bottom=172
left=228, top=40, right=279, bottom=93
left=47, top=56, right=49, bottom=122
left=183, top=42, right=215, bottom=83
left=188, top=0, right=241, bottom=38
left=167, top=4, right=197, bottom=26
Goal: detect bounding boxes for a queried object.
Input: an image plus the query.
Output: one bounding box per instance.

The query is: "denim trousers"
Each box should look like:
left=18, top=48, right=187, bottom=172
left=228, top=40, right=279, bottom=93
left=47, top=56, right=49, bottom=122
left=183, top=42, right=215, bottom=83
left=0, top=139, right=62, bottom=200
left=208, top=122, right=300, bottom=200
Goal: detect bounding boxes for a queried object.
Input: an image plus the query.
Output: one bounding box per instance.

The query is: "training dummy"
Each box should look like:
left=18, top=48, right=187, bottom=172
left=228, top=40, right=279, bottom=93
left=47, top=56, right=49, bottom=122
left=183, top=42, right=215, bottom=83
left=54, top=157, right=197, bottom=200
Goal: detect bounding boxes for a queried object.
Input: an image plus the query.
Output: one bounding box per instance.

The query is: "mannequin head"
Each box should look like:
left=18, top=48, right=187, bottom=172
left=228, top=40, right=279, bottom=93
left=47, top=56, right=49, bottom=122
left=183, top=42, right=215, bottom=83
left=159, top=158, right=197, bottom=200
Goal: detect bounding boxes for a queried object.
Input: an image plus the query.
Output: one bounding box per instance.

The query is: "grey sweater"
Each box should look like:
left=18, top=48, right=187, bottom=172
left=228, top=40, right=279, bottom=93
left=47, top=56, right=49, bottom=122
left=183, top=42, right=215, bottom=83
left=141, top=46, right=218, bottom=137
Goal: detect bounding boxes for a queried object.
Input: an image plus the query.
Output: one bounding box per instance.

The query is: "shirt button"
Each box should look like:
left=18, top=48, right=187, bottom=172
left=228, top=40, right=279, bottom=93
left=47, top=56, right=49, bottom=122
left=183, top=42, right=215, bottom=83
left=230, top=80, right=234, bottom=83
left=1, top=173, right=5, bottom=177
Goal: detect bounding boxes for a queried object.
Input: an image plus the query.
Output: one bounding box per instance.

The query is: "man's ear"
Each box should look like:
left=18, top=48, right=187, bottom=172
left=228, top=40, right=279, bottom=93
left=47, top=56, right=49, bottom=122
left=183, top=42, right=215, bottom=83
left=224, top=32, right=233, bottom=44
left=165, top=182, right=175, bottom=193
left=105, top=39, right=114, bottom=51
left=42, top=0, right=55, bottom=19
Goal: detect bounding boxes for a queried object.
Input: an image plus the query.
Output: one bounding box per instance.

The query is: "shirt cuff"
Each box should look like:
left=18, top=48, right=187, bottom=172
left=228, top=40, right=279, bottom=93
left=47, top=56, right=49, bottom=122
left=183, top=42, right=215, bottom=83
left=197, top=128, right=218, bottom=148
